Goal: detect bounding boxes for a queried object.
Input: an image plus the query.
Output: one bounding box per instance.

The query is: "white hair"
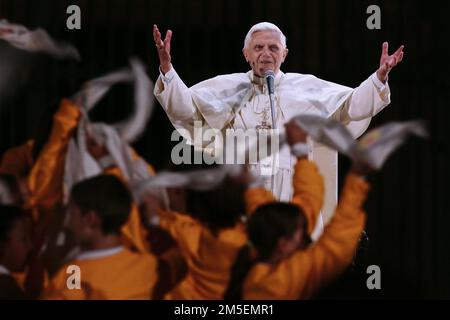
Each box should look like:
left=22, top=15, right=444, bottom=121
left=243, top=22, right=287, bottom=49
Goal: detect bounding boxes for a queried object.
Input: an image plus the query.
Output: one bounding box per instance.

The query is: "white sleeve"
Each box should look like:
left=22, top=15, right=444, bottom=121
left=333, top=72, right=391, bottom=122
left=153, top=65, right=200, bottom=121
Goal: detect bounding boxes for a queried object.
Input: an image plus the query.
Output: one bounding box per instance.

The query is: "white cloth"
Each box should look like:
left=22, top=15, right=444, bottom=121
left=64, top=121, right=151, bottom=201
left=61, top=121, right=151, bottom=248
left=72, top=59, right=154, bottom=143
left=76, top=246, right=124, bottom=261
left=0, top=181, right=14, bottom=205
left=154, top=66, right=391, bottom=236
left=0, top=19, right=80, bottom=60
left=0, top=264, right=10, bottom=275
left=293, top=115, right=428, bottom=170
left=64, top=59, right=155, bottom=203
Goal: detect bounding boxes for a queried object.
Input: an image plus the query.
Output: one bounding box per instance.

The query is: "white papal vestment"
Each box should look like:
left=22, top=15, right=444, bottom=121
left=154, top=66, right=390, bottom=238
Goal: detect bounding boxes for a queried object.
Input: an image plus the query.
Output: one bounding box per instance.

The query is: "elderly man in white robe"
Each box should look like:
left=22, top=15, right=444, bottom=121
left=152, top=22, right=404, bottom=238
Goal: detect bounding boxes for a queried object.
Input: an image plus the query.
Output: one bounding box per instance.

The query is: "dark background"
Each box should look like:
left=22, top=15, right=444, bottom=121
left=1, top=0, right=449, bottom=298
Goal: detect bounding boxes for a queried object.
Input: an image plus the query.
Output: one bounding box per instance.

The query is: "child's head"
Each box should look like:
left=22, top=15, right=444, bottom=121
left=224, top=202, right=310, bottom=300
left=0, top=206, right=32, bottom=273
left=248, top=202, right=310, bottom=262
left=67, top=175, right=132, bottom=248
left=0, top=174, right=23, bottom=206
left=187, top=172, right=247, bottom=235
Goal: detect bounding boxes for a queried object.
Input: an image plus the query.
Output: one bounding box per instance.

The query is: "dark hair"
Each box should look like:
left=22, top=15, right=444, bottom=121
left=70, top=175, right=132, bottom=235
left=224, top=202, right=308, bottom=300
left=0, top=206, right=28, bottom=246
left=187, top=174, right=246, bottom=236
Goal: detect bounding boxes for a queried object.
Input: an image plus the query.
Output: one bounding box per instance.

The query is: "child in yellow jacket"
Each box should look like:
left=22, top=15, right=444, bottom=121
left=42, top=174, right=158, bottom=300
left=224, top=120, right=370, bottom=300
left=0, top=205, right=33, bottom=299
left=2, top=99, right=153, bottom=296
left=27, top=98, right=154, bottom=260
left=140, top=143, right=324, bottom=300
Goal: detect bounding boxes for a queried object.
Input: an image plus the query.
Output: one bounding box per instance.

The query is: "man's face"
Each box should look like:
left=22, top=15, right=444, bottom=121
left=67, top=198, right=95, bottom=247
left=1, top=217, right=32, bottom=273
left=243, top=30, right=288, bottom=77
left=279, top=224, right=303, bottom=259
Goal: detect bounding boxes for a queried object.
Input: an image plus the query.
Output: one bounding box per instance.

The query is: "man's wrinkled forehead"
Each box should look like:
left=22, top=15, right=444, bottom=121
left=249, top=30, right=283, bottom=46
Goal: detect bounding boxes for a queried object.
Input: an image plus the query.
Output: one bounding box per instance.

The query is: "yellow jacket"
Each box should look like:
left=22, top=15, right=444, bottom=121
left=160, top=159, right=324, bottom=300
left=242, top=173, right=369, bottom=300
left=25, top=99, right=153, bottom=253
left=245, top=159, right=325, bottom=235
left=0, top=140, right=34, bottom=177
left=104, top=165, right=153, bottom=253
left=28, top=99, right=81, bottom=216
left=42, top=247, right=158, bottom=300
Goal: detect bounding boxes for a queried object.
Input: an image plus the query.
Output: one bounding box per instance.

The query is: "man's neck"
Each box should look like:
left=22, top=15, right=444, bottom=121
left=253, top=69, right=281, bottom=78
left=251, top=69, right=283, bottom=87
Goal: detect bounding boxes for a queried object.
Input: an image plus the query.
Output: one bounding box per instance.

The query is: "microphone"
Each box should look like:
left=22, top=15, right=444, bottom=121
left=264, top=70, right=276, bottom=129
left=264, top=70, right=275, bottom=95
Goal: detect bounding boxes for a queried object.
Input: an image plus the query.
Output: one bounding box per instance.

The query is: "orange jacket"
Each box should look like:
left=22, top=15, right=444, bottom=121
left=28, top=99, right=81, bottom=215
left=242, top=173, right=369, bottom=300
left=27, top=98, right=154, bottom=253
left=42, top=247, right=158, bottom=300
left=104, top=165, right=154, bottom=253
left=0, top=140, right=34, bottom=177
left=159, top=158, right=324, bottom=300
left=245, top=159, right=325, bottom=235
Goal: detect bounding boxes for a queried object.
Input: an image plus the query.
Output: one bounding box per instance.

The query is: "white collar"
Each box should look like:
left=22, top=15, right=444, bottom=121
left=249, top=70, right=284, bottom=86
left=0, top=265, right=10, bottom=275
left=76, top=246, right=124, bottom=261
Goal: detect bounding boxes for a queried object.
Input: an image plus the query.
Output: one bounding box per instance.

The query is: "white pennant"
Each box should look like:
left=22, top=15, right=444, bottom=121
left=291, top=114, right=428, bottom=170
left=0, top=19, right=80, bottom=60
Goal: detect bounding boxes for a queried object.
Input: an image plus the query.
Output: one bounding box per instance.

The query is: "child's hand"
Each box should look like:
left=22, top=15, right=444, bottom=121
left=139, top=192, right=163, bottom=225
left=285, top=120, right=307, bottom=146
left=85, top=130, right=108, bottom=160
left=351, top=162, right=374, bottom=177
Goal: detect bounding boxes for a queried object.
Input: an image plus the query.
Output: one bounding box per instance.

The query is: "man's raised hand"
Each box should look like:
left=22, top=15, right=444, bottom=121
left=153, top=24, right=172, bottom=75
left=376, top=42, right=404, bottom=83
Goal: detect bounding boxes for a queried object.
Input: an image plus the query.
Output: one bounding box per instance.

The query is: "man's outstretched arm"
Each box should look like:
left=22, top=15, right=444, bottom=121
left=333, top=42, right=405, bottom=124
left=152, top=24, right=202, bottom=139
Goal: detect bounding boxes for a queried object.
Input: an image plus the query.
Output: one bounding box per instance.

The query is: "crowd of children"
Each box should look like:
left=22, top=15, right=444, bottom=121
left=0, top=102, right=376, bottom=299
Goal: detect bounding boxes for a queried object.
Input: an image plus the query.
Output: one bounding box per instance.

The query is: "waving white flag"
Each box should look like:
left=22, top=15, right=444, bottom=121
left=291, top=114, right=428, bottom=170
left=64, top=59, right=155, bottom=202
left=0, top=19, right=80, bottom=60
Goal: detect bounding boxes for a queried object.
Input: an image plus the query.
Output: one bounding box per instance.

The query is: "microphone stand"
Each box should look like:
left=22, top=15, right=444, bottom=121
left=265, top=71, right=278, bottom=194
left=268, top=92, right=276, bottom=130
left=269, top=92, right=277, bottom=196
